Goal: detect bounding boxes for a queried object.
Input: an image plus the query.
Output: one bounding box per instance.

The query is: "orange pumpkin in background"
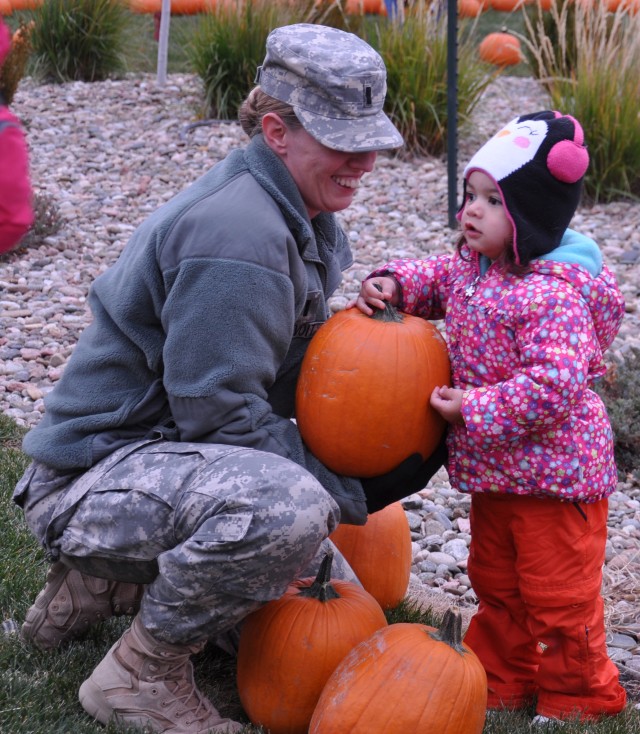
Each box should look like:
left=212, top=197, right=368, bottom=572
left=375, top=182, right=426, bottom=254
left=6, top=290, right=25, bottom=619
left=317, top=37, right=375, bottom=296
left=459, top=0, right=485, bottom=16
left=605, top=0, right=639, bottom=12
left=6, top=0, right=43, bottom=10
left=329, top=501, right=412, bottom=610
left=129, top=0, right=213, bottom=13
left=345, top=0, right=387, bottom=14
left=490, top=0, right=525, bottom=10
left=478, top=30, right=523, bottom=66
left=295, top=302, right=450, bottom=478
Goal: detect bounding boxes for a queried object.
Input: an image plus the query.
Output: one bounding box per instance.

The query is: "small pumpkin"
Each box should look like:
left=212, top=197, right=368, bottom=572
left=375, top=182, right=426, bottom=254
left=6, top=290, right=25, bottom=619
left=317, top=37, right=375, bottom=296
left=478, top=30, right=523, bottom=66
left=236, top=551, right=387, bottom=734
left=309, top=609, right=488, bottom=734
left=7, top=0, right=43, bottom=10
left=345, top=0, right=387, bottom=14
left=129, top=0, right=212, bottom=13
left=329, top=501, right=412, bottom=610
left=605, top=0, right=639, bottom=12
left=489, top=0, right=525, bottom=10
left=295, top=302, right=450, bottom=477
left=458, top=0, right=485, bottom=16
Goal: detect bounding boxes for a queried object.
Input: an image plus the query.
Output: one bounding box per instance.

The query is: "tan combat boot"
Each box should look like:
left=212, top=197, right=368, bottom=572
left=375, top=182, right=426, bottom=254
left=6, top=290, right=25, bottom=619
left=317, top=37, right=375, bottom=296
left=21, top=562, right=144, bottom=651
left=78, top=615, right=243, bottom=734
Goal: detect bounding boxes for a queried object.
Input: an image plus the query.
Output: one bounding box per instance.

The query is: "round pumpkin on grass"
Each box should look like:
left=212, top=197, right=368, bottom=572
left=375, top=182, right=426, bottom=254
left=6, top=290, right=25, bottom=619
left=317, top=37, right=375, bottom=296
left=309, top=609, right=488, bottom=734
left=236, top=551, right=387, bottom=734
left=295, top=302, right=450, bottom=477
left=329, top=501, right=412, bottom=610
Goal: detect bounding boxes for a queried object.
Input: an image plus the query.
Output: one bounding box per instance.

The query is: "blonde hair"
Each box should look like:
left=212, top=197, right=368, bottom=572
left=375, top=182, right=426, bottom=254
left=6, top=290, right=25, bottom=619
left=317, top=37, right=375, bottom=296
left=238, top=87, right=302, bottom=139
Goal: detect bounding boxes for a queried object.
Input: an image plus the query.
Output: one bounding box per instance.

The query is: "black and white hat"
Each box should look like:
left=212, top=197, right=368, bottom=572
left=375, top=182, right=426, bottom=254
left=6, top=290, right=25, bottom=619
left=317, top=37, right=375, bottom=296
left=460, top=110, right=589, bottom=265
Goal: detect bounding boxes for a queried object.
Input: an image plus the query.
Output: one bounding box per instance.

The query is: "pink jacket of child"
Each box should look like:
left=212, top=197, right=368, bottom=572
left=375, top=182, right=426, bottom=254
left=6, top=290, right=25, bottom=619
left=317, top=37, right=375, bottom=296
left=0, top=18, right=33, bottom=254
left=370, top=233, right=625, bottom=503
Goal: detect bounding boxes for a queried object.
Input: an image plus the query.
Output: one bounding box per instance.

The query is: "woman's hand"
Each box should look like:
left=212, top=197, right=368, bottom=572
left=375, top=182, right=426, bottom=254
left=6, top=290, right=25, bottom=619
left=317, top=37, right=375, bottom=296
left=347, top=276, right=399, bottom=316
left=430, top=385, right=465, bottom=425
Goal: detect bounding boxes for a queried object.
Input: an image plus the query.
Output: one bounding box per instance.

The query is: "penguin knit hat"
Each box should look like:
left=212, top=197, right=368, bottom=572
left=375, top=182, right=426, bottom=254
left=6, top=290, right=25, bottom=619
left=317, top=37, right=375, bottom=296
left=255, top=23, right=403, bottom=153
left=460, top=110, right=589, bottom=265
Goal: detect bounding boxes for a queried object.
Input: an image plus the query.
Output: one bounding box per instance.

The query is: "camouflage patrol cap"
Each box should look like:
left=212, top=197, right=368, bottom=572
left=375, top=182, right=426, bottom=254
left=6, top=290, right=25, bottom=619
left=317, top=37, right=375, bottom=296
left=255, top=23, right=403, bottom=153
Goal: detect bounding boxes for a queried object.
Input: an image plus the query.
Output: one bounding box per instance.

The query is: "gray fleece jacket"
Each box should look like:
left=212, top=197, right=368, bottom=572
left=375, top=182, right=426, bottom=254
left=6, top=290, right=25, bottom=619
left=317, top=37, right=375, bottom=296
left=22, top=134, right=369, bottom=524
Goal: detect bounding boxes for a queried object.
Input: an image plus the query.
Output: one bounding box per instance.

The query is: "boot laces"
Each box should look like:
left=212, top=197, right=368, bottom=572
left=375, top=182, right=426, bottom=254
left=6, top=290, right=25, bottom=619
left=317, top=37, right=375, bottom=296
left=149, top=656, right=213, bottom=724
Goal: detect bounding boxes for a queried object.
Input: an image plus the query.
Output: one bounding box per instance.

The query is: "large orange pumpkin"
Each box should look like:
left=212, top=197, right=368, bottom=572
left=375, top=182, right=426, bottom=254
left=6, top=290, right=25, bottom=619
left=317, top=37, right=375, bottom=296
left=478, top=30, right=523, bottom=66
left=329, top=501, right=412, bottom=610
left=309, top=609, right=488, bottom=734
left=236, top=551, right=387, bottom=734
left=295, top=303, right=450, bottom=477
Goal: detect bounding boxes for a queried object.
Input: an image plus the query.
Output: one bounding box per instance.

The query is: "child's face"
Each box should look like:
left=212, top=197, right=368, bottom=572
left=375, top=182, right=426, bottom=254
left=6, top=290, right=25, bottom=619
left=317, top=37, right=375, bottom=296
left=460, top=170, right=514, bottom=261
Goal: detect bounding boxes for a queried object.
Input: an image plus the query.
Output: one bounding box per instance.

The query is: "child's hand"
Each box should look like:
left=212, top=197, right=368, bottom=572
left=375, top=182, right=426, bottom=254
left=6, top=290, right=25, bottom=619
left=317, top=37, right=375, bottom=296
left=347, top=276, right=399, bottom=316
left=430, top=385, right=465, bottom=426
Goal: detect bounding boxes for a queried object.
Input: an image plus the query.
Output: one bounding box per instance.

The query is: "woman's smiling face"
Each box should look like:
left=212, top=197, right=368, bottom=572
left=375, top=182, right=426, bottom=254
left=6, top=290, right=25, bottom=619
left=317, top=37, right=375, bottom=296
left=277, top=124, right=378, bottom=218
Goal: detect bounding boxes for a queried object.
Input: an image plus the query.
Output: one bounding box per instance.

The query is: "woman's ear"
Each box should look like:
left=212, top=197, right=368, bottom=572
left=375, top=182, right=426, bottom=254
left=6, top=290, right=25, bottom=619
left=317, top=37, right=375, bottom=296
left=261, top=112, right=288, bottom=155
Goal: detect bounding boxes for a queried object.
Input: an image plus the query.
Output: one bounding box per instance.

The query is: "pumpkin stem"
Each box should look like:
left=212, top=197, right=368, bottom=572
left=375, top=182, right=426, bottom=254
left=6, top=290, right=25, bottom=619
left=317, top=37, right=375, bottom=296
left=371, top=282, right=403, bottom=323
left=429, top=608, right=467, bottom=654
left=297, top=550, right=341, bottom=601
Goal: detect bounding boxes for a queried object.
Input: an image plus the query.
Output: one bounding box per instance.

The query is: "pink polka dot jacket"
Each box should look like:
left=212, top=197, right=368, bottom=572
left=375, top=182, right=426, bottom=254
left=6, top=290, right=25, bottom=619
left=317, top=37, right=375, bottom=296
left=369, top=243, right=625, bottom=502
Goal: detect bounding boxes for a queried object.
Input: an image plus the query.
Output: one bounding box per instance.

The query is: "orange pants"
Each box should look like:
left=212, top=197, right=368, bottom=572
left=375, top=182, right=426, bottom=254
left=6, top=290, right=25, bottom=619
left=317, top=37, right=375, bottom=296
left=464, top=493, right=627, bottom=721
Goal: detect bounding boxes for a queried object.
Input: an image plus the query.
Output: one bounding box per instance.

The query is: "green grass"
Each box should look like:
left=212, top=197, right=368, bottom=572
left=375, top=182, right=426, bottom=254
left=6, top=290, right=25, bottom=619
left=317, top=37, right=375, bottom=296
left=0, top=412, right=638, bottom=732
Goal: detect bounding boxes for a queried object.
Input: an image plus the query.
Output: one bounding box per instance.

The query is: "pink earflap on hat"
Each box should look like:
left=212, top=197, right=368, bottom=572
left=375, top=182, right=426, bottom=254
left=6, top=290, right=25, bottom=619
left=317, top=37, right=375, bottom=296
left=460, top=110, right=589, bottom=265
left=546, top=113, right=589, bottom=184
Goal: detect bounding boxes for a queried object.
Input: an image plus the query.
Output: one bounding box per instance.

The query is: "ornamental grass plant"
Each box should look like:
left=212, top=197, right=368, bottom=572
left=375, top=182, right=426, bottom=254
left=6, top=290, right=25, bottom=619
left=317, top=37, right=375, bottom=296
left=187, top=0, right=294, bottom=120
left=187, top=0, right=347, bottom=120
left=521, top=0, right=640, bottom=202
left=28, top=0, right=129, bottom=83
left=363, top=2, right=497, bottom=157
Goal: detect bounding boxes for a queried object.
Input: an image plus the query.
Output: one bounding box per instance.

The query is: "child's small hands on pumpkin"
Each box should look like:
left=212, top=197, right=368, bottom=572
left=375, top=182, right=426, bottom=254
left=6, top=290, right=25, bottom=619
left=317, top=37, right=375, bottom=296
left=430, top=385, right=465, bottom=426
left=348, top=276, right=399, bottom=315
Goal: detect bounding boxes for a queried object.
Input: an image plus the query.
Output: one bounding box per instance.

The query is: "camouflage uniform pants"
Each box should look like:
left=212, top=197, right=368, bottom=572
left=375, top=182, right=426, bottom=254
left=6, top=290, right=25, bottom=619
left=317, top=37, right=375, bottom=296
left=17, top=440, right=356, bottom=645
